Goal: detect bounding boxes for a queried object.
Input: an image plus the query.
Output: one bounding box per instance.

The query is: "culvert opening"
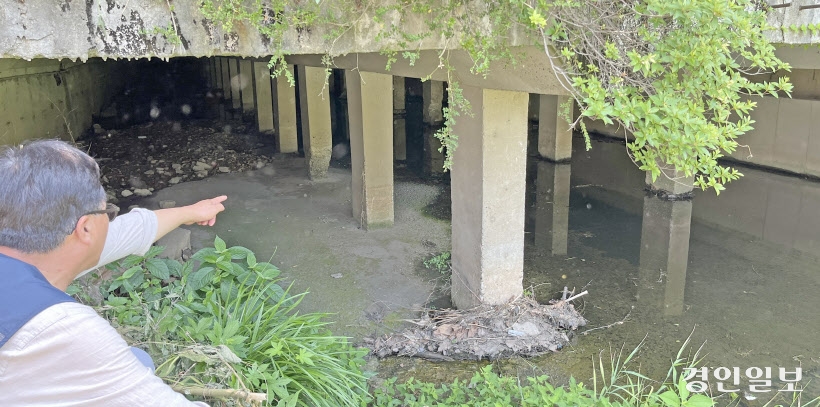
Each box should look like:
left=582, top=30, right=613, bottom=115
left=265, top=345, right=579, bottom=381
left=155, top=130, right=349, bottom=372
left=73, top=57, right=275, bottom=208
left=1, top=56, right=453, bottom=208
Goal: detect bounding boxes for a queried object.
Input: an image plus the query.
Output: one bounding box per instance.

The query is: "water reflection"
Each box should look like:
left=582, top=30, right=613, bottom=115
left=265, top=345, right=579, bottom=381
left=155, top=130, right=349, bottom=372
left=525, top=135, right=820, bottom=400
left=534, top=161, right=571, bottom=256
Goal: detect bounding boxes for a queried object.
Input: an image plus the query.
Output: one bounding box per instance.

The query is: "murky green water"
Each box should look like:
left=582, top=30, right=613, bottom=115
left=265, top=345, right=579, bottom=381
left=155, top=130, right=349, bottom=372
left=381, top=135, right=820, bottom=405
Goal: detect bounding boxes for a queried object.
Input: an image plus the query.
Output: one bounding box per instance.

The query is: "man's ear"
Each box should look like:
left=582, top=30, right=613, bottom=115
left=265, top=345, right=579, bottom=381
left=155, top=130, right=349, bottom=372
left=72, top=215, right=95, bottom=245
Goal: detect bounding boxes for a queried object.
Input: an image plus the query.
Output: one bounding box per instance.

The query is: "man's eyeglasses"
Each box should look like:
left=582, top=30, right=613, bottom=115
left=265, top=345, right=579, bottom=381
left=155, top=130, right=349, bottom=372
left=83, top=203, right=120, bottom=222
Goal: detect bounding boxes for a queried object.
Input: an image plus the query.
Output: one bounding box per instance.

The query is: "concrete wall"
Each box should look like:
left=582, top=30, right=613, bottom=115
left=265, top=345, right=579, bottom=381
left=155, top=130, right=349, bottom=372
left=582, top=67, right=820, bottom=178
left=571, top=136, right=820, bottom=259
left=0, top=58, right=127, bottom=146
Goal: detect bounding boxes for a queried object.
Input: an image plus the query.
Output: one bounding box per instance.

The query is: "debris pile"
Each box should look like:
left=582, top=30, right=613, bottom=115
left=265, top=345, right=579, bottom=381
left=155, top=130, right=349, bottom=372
left=365, top=296, right=587, bottom=361
left=81, top=120, right=274, bottom=202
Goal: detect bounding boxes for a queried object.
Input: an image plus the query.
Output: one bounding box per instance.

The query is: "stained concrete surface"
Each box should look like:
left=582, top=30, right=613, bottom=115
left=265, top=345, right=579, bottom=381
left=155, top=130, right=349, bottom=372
left=134, top=154, right=451, bottom=340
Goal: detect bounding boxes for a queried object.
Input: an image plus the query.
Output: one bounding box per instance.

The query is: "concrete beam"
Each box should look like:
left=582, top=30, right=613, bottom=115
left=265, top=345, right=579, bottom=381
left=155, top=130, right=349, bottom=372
left=538, top=94, right=573, bottom=162
left=297, top=65, right=332, bottom=179
left=239, top=59, right=255, bottom=113
left=253, top=62, right=274, bottom=133
left=274, top=65, right=299, bottom=153
left=450, top=85, right=528, bottom=308
left=347, top=70, right=394, bottom=229
left=288, top=48, right=569, bottom=95
left=534, top=161, right=570, bottom=256
left=393, top=76, right=407, bottom=161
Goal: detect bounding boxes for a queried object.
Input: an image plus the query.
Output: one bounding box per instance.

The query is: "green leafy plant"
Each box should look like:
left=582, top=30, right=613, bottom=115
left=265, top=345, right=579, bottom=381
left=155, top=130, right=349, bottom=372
left=423, top=251, right=451, bottom=275
left=70, top=236, right=370, bottom=406
left=372, top=339, right=714, bottom=407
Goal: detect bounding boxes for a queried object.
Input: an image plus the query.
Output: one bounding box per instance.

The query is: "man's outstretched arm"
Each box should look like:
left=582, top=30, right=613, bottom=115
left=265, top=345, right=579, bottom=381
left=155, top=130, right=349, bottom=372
left=153, top=195, right=227, bottom=241
left=79, top=196, right=227, bottom=278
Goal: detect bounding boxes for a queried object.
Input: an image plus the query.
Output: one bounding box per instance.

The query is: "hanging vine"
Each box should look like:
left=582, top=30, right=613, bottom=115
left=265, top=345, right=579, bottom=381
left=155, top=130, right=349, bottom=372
left=200, top=0, right=792, bottom=193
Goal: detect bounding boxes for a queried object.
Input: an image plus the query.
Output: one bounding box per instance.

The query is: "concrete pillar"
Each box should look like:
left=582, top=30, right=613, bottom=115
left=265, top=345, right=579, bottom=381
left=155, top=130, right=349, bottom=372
left=423, top=80, right=446, bottom=175
left=450, top=85, right=529, bottom=309
left=534, top=160, right=571, bottom=256
left=637, top=198, right=692, bottom=317
left=210, top=58, right=220, bottom=89
left=204, top=59, right=212, bottom=88
left=393, top=76, right=407, bottom=161
left=638, top=171, right=694, bottom=316
left=229, top=59, right=242, bottom=110
left=297, top=65, right=333, bottom=179
left=538, top=95, right=574, bottom=162
left=239, top=59, right=255, bottom=113
left=253, top=62, right=274, bottom=133
left=346, top=70, right=394, bottom=229
left=220, top=57, right=231, bottom=101
left=646, top=170, right=695, bottom=196
left=274, top=65, right=298, bottom=153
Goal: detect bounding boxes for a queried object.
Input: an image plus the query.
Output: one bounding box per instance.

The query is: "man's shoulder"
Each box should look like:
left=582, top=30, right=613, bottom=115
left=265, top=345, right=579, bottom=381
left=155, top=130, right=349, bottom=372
left=2, top=302, right=101, bottom=351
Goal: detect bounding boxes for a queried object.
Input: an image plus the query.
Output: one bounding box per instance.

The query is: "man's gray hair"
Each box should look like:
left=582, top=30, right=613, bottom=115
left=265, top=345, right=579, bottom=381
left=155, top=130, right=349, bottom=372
left=0, top=139, right=106, bottom=253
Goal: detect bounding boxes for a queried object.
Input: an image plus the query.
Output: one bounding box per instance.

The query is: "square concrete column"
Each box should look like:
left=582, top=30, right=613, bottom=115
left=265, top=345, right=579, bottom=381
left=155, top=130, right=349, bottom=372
left=423, top=80, right=446, bottom=175
left=534, top=160, right=571, bottom=256
left=220, top=57, right=231, bottom=101
left=239, top=59, right=255, bottom=113
left=346, top=70, right=394, bottom=229
left=253, top=62, right=274, bottom=133
left=204, top=59, right=213, bottom=88
left=229, top=59, right=242, bottom=110
left=274, top=65, right=298, bottom=153
left=538, top=95, right=574, bottom=162
left=393, top=76, right=407, bottom=161
left=211, top=58, right=220, bottom=89
left=297, top=65, right=333, bottom=179
left=450, top=85, right=529, bottom=309
left=638, top=198, right=692, bottom=317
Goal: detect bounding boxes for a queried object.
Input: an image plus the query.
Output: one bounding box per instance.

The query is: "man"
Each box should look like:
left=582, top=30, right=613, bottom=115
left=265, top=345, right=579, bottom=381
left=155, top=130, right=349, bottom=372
left=0, top=139, right=226, bottom=406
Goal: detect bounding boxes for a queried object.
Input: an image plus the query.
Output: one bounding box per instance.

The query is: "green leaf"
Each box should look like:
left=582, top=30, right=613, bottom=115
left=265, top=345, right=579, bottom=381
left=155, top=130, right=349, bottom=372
left=227, top=246, right=253, bottom=260
left=685, top=394, right=715, bottom=407
left=191, top=247, right=217, bottom=262
left=144, top=245, right=165, bottom=259
left=255, top=262, right=280, bottom=280
left=165, top=259, right=183, bottom=277
left=145, top=258, right=170, bottom=280
left=106, top=295, right=128, bottom=307
left=186, top=266, right=216, bottom=291
left=659, top=390, right=681, bottom=407
left=121, top=265, right=142, bottom=280
left=179, top=260, right=194, bottom=276
left=277, top=391, right=300, bottom=407
left=529, top=10, right=547, bottom=28
left=214, top=235, right=227, bottom=252
left=66, top=284, right=81, bottom=296
left=119, top=255, right=143, bottom=269
left=127, top=269, right=144, bottom=288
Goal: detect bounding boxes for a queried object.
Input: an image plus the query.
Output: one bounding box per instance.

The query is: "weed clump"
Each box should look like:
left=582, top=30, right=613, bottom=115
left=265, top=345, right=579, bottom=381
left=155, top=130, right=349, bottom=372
left=71, top=236, right=370, bottom=407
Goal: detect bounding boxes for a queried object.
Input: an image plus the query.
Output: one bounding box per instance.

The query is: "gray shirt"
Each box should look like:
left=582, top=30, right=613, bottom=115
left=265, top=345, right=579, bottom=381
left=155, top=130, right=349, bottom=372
left=0, top=209, right=208, bottom=406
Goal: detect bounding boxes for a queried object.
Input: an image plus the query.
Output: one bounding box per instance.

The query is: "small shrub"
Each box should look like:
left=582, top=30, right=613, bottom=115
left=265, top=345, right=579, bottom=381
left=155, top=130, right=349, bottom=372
left=423, top=251, right=451, bottom=275
left=71, top=236, right=371, bottom=407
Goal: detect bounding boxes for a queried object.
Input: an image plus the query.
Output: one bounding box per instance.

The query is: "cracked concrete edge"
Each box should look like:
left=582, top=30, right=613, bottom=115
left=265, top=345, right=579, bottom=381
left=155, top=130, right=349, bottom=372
left=0, top=0, right=534, bottom=61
